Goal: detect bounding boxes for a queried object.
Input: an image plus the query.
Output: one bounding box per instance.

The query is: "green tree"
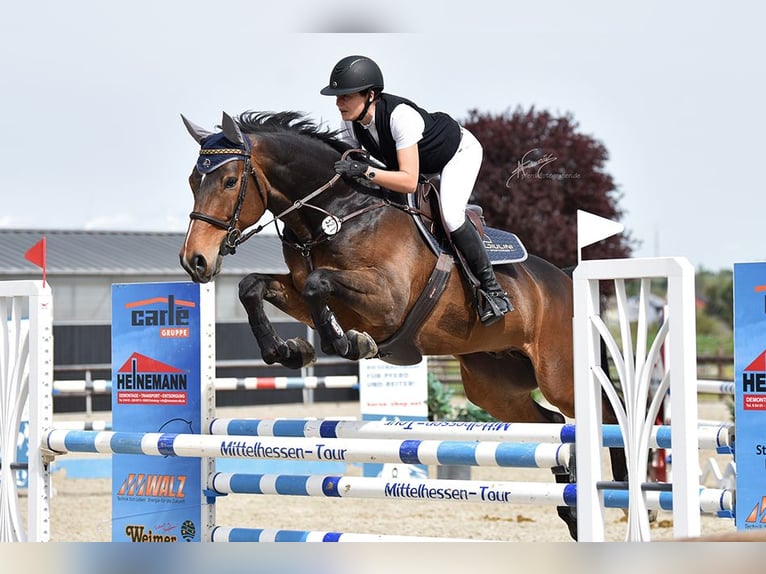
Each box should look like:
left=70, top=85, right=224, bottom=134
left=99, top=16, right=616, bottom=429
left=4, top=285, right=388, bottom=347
left=462, top=107, right=636, bottom=268
left=697, top=268, right=733, bottom=326
left=695, top=268, right=734, bottom=357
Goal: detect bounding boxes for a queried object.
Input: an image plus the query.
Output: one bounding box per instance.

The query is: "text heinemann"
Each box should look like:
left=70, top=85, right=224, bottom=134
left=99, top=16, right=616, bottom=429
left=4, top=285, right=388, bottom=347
left=117, top=372, right=187, bottom=390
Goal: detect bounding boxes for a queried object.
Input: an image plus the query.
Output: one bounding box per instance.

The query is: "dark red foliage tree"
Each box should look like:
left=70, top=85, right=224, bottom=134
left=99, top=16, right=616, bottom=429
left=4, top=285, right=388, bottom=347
left=462, top=107, right=636, bottom=268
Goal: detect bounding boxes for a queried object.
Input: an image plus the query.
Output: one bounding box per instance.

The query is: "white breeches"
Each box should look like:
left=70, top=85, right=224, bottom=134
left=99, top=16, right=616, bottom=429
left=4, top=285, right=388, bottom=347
left=439, top=127, right=483, bottom=232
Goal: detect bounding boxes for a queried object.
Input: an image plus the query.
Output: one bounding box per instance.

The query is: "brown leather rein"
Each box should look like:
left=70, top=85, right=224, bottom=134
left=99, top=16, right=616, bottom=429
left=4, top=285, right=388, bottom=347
left=189, top=148, right=418, bottom=257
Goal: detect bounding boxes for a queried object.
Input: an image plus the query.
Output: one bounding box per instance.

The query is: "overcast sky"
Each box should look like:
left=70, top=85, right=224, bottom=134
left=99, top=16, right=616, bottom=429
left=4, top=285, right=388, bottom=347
left=1, top=0, right=763, bottom=271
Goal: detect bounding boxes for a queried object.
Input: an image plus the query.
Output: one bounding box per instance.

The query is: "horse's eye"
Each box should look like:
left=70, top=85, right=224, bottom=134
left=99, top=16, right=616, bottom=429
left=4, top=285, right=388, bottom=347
left=224, top=177, right=238, bottom=189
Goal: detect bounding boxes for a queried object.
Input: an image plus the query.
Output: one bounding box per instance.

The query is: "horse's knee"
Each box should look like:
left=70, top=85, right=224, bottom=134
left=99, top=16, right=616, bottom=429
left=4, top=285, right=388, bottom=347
left=302, top=272, right=333, bottom=305
left=238, top=273, right=265, bottom=303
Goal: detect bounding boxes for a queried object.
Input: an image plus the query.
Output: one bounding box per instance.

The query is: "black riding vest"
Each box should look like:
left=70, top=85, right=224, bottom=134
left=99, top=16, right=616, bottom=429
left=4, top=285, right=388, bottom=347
left=352, top=93, right=462, bottom=175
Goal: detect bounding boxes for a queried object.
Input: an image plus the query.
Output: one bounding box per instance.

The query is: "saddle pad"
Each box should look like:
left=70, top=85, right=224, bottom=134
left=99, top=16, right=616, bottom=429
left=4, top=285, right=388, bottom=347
left=483, top=227, right=528, bottom=264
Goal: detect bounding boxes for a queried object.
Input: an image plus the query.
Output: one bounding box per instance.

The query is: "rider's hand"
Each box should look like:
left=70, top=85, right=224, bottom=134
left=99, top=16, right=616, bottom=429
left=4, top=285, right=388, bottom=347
left=334, top=158, right=371, bottom=179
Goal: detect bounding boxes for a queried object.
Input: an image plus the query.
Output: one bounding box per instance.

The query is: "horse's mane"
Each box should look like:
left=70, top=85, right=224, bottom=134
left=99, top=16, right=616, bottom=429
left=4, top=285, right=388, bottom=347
left=235, top=110, right=350, bottom=154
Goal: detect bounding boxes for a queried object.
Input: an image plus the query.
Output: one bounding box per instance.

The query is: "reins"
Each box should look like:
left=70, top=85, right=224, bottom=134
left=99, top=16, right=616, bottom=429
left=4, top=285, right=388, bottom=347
left=189, top=146, right=422, bottom=258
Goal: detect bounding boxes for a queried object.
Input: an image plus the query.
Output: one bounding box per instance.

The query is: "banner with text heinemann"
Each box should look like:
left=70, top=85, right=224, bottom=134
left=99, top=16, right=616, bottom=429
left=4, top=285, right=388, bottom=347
left=111, top=282, right=213, bottom=542
left=734, top=263, right=766, bottom=531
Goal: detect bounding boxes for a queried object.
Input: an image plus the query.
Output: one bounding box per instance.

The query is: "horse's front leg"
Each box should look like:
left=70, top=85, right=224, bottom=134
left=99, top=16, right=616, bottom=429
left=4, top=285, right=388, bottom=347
left=302, top=269, right=379, bottom=361
left=238, top=273, right=317, bottom=369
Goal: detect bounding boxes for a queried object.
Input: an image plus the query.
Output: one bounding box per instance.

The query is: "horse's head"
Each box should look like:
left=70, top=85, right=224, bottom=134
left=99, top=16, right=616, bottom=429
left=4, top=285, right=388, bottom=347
left=179, top=112, right=267, bottom=283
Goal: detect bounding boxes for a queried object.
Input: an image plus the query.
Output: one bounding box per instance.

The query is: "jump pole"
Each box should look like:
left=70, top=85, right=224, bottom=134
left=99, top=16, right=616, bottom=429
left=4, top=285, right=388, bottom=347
left=208, top=418, right=732, bottom=451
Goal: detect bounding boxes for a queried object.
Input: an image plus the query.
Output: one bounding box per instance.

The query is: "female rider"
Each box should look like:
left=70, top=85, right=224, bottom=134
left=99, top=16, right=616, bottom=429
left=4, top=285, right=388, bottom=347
left=320, top=55, right=512, bottom=325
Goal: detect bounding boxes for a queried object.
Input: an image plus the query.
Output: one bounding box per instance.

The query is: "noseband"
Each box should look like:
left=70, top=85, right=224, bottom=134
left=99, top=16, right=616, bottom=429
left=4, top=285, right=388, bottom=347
left=189, top=149, right=266, bottom=255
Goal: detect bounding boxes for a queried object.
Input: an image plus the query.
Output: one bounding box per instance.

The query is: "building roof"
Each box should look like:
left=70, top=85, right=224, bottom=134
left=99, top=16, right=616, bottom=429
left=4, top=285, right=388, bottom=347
left=0, top=229, right=288, bottom=276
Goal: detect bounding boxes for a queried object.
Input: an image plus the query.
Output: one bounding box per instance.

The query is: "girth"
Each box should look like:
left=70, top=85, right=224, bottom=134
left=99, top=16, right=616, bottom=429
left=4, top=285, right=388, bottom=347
left=375, top=252, right=454, bottom=366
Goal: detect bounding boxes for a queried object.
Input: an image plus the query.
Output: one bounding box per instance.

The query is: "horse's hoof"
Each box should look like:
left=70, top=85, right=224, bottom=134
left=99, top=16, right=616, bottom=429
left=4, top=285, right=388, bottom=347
left=281, top=337, right=317, bottom=369
left=557, top=506, right=578, bottom=541
left=347, top=330, right=378, bottom=360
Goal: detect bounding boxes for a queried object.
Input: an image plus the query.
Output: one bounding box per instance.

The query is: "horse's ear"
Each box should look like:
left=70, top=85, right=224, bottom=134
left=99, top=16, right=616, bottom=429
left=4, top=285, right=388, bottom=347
left=181, top=114, right=213, bottom=144
left=221, top=112, right=246, bottom=147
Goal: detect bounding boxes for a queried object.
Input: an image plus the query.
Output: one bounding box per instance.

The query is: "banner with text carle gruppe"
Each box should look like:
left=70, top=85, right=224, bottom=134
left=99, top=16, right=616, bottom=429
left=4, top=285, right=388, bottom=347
left=111, top=282, right=207, bottom=542
left=734, top=263, right=766, bottom=531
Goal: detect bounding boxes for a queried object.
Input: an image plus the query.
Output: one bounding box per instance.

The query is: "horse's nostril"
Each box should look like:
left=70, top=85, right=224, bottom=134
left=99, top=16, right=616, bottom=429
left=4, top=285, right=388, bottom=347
left=192, top=254, right=207, bottom=275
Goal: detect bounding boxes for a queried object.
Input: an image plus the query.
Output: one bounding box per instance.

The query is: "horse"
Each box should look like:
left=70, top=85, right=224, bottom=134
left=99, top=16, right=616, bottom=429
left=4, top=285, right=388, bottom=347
left=178, top=110, right=626, bottom=539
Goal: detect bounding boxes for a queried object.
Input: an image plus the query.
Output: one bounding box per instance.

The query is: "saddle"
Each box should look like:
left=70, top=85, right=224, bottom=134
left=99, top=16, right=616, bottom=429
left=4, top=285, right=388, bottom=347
left=411, top=175, right=485, bottom=251
left=407, top=175, right=527, bottom=268
left=408, top=176, right=485, bottom=295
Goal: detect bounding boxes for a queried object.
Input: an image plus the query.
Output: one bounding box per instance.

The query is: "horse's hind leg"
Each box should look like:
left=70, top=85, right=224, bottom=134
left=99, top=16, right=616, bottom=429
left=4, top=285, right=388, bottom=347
left=457, top=351, right=556, bottom=423
left=531, top=392, right=580, bottom=541
left=238, top=273, right=317, bottom=369
left=458, top=352, right=579, bottom=540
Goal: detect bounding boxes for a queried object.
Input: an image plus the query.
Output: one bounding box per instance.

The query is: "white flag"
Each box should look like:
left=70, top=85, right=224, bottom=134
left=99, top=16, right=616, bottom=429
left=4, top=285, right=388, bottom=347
left=577, top=210, right=624, bottom=261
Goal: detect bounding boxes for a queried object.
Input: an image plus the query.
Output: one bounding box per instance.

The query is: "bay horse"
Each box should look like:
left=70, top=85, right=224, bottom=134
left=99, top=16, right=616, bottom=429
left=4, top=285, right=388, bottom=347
left=179, top=111, right=625, bottom=539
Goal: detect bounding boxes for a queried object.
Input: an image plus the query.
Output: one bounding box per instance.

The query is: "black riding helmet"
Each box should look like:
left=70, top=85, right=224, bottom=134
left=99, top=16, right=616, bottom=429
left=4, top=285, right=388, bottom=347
left=320, top=55, right=384, bottom=96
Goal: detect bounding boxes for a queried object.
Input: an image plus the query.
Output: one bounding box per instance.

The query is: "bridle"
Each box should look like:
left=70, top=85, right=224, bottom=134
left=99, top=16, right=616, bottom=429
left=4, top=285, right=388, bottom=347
left=188, top=144, right=267, bottom=255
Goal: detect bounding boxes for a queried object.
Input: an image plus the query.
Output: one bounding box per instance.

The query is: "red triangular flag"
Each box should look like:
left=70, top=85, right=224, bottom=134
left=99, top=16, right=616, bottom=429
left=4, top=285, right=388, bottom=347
left=24, top=236, right=47, bottom=286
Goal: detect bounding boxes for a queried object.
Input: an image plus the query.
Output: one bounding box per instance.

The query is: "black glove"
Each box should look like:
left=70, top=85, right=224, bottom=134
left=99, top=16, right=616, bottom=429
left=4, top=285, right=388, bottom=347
left=334, top=158, right=370, bottom=178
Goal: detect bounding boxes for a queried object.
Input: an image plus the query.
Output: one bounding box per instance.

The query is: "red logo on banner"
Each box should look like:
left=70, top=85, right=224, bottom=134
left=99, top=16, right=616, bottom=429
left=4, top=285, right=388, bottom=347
left=746, top=496, right=766, bottom=523
left=743, top=350, right=766, bottom=410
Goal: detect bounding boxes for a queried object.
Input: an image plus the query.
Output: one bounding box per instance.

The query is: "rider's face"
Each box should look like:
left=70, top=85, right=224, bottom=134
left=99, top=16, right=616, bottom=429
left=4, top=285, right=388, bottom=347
left=335, top=91, right=373, bottom=122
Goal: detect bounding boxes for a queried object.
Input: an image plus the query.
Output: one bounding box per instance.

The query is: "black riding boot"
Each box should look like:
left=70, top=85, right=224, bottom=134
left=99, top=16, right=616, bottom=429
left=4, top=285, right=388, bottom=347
left=451, top=220, right=513, bottom=325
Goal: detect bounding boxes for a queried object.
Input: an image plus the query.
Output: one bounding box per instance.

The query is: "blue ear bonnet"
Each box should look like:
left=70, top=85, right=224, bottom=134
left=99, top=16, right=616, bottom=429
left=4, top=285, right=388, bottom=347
left=196, top=132, right=250, bottom=174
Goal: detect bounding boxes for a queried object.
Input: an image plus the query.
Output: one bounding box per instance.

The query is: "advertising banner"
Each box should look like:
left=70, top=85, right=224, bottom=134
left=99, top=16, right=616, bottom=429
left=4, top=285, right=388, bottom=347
left=111, top=282, right=214, bottom=542
left=359, top=358, right=428, bottom=478
left=734, top=263, right=766, bottom=530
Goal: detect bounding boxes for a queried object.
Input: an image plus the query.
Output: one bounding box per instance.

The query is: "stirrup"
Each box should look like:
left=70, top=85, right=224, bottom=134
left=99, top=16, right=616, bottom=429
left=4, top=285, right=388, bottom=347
left=477, top=289, right=513, bottom=326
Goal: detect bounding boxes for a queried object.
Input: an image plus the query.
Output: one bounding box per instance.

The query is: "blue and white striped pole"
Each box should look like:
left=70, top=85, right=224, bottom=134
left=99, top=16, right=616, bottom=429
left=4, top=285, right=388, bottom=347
left=209, top=418, right=732, bottom=452
left=207, top=472, right=733, bottom=515
left=44, top=430, right=571, bottom=468
left=209, top=472, right=577, bottom=506
left=210, top=527, right=465, bottom=542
